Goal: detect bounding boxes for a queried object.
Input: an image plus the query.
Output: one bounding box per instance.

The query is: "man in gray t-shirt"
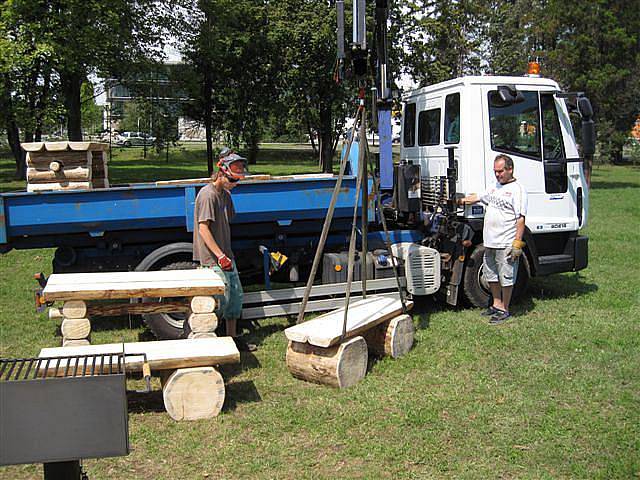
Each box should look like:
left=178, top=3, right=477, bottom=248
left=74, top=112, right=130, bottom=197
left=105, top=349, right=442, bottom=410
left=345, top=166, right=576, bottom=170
left=193, top=149, right=249, bottom=344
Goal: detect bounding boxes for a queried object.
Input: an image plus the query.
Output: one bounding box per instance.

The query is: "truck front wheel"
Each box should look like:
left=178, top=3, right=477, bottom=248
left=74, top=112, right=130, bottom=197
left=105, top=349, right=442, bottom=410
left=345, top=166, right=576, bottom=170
left=462, top=244, right=530, bottom=308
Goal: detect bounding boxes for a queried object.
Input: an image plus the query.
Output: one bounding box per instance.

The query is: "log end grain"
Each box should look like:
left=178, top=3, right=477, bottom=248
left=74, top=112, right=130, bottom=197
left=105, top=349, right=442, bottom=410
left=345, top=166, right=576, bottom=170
left=62, top=300, right=88, bottom=319
left=162, top=366, right=225, bottom=421
left=60, top=318, right=91, bottom=340
left=189, top=296, right=217, bottom=314
left=364, top=314, right=414, bottom=359
left=286, top=336, right=368, bottom=389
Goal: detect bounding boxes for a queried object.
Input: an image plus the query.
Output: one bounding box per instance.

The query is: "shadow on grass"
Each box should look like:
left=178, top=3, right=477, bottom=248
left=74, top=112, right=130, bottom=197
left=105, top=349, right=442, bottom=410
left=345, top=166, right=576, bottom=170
left=223, top=380, right=262, bottom=411
left=90, top=315, right=145, bottom=333
left=513, top=272, right=598, bottom=315
left=590, top=181, right=639, bottom=189
left=127, top=389, right=166, bottom=414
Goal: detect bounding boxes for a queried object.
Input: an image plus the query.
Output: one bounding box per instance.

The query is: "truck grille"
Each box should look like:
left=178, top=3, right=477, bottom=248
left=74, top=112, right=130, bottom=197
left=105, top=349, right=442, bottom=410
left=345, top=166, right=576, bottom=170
left=420, top=176, right=448, bottom=211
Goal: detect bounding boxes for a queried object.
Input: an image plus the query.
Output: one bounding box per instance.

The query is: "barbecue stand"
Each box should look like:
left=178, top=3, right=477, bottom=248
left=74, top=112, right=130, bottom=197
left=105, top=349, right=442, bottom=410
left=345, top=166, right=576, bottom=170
left=0, top=354, right=129, bottom=479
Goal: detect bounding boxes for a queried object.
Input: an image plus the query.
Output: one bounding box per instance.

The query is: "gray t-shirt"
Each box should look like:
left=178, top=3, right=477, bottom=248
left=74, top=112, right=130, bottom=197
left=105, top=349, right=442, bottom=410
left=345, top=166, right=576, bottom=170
left=193, top=183, right=236, bottom=266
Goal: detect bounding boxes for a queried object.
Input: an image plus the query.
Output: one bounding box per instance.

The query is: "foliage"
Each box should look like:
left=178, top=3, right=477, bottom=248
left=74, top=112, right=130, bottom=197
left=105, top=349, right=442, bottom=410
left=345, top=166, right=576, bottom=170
left=267, top=0, right=354, bottom=173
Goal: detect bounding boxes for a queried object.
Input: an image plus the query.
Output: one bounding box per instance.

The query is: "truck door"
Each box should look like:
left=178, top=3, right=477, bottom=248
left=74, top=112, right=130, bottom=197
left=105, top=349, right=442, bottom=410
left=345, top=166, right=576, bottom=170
left=483, top=87, right=578, bottom=234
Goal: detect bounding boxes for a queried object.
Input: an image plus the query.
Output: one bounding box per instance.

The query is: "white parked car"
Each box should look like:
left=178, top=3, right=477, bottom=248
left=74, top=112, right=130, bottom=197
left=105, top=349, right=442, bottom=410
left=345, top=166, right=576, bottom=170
left=116, top=131, right=155, bottom=147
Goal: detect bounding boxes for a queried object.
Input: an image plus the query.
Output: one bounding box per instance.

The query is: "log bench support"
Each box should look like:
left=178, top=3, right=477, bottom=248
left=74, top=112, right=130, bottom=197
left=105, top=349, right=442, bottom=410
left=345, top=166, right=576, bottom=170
left=284, top=297, right=415, bottom=388
left=49, top=295, right=219, bottom=345
left=286, top=336, right=368, bottom=388
left=39, top=337, right=239, bottom=421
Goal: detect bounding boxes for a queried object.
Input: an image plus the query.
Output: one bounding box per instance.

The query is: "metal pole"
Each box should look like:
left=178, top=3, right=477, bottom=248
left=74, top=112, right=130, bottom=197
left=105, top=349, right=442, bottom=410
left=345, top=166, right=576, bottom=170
left=296, top=106, right=362, bottom=324
left=359, top=99, right=368, bottom=298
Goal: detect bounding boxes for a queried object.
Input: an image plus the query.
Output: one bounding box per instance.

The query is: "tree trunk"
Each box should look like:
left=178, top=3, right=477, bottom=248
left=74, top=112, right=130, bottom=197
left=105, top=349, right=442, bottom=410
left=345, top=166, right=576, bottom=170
left=247, top=133, right=260, bottom=165
left=1, top=78, right=26, bottom=180
left=318, top=102, right=334, bottom=173
left=61, top=71, right=84, bottom=141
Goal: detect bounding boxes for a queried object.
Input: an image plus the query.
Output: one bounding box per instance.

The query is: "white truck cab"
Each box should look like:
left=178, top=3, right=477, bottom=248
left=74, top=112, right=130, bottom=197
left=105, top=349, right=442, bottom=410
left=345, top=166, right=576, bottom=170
left=398, top=75, right=591, bottom=306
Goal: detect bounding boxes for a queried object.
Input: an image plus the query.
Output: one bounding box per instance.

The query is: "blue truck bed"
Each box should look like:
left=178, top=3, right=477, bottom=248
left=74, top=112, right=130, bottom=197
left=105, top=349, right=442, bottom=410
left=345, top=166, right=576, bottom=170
left=0, top=176, right=368, bottom=273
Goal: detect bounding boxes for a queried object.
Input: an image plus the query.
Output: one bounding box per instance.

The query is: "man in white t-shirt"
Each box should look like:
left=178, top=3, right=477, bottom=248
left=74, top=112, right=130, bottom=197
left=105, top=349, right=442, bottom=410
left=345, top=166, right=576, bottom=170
left=457, top=154, right=528, bottom=324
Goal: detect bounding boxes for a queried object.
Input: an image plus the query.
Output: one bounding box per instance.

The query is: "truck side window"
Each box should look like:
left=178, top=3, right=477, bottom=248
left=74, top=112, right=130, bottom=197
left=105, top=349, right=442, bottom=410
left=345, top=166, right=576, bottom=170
left=489, top=90, right=541, bottom=160
left=444, top=93, right=460, bottom=144
left=541, top=93, right=565, bottom=160
left=403, top=103, right=416, bottom=147
left=418, top=108, right=441, bottom=146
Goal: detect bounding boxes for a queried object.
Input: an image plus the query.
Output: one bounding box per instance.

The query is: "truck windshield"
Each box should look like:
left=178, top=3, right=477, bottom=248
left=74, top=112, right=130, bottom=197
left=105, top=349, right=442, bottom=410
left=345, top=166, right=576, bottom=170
left=488, top=90, right=541, bottom=160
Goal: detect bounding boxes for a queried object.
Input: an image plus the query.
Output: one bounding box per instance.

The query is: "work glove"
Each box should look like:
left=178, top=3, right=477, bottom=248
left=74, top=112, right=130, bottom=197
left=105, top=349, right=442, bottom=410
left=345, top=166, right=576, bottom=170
left=218, top=254, right=233, bottom=272
left=505, top=240, right=526, bottom=262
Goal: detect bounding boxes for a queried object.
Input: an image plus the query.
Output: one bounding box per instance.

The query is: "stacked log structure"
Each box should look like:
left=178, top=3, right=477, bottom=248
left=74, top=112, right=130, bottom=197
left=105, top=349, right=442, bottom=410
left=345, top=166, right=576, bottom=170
left=186, top=296, right=218, bottom=338
left=22, top=141, right=109, bottom=192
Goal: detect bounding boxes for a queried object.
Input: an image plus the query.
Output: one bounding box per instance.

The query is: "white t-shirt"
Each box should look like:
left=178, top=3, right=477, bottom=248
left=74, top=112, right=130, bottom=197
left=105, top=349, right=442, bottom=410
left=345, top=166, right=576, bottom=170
left=479, top=180, right=528, bottom=248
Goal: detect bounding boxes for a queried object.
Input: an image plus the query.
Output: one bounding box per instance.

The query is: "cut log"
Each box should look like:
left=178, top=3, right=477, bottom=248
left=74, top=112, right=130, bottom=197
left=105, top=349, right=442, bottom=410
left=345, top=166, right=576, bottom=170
left=86, top=300, right=190, bottom=317
left=48, top=307, right=63, bottom=320
left=62, top=338, right=91, bottom=347
left=42, top=269, right=225, bottom=301
left=39, top=337, right=240, bottom=375
left=188, top=313, right=218, bottom=333
left=49, top=161, right=62, bottom=172
left=26, top=151, right=92, bottom=168
left=188, top=332, right=218, bottom=339
left=286, top=336, right=368, bottom=388
left=61, top=318, right=91, bottom=340
left=162, top=367, right=225, bottom=421
left=189, top=296, right=217, bottom=314
left=62, top=300, right=87, bottom=319
left=362, top=314, right=414, bottom=359
left=27, top=166, right=90, bottom=182
left=284, top=296, right=412, bottom=348
left=27, top=181, right=92, bottom=192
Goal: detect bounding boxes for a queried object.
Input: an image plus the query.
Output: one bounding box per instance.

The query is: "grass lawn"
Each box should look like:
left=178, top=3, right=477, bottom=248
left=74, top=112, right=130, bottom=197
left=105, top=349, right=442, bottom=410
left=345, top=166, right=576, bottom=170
left=0, top=148, right=638, bottom=479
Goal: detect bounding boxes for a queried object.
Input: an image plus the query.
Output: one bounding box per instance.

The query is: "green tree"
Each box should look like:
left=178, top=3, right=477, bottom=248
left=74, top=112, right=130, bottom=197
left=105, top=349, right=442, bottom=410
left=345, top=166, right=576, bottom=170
left=269, top=0, right=352, bottom=172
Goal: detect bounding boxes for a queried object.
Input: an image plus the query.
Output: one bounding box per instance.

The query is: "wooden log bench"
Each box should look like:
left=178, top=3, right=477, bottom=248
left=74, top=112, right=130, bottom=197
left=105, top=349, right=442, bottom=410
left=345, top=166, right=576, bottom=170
left=39, top=337, right=240, bottom=421
left=284, top=296, right=414, bottom=388
left=43, top=269, right=226, bottom=345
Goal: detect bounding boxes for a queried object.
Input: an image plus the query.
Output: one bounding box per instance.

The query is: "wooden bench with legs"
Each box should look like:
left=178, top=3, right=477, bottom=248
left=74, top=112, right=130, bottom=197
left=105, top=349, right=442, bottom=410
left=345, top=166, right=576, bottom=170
left=43, top=269, right=225, bottom=345
left=39, top=337, right=240, bottom=421
left=284, top=295, right=415, bottom=388
left=40, top=269, right=237, bottom=421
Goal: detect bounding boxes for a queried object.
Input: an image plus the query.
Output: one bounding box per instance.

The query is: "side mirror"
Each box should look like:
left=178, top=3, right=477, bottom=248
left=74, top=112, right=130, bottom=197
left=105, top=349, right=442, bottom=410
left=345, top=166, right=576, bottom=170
left=577, top=97, right=593, bottom=120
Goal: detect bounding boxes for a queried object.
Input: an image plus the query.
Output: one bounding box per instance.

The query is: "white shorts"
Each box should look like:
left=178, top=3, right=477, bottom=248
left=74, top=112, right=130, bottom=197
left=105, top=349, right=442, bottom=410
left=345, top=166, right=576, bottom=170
left=483, top=247, right=518, bottom=287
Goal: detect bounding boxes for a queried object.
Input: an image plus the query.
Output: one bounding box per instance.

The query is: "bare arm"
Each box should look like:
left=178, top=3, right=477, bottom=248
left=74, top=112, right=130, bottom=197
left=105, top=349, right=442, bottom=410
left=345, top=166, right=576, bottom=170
left=457, top=193, right=480, bottom=205
left=198, top=221, right=225, bottom=259
left=515, top=216, right=525, bottom=242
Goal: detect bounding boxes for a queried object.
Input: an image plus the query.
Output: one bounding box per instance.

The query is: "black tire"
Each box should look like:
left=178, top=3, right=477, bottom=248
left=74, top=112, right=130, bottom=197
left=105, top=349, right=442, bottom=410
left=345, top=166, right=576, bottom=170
left=141, top=260, right=198, bottom=340
left=462, top=244, right=530, bottom=308
left=124, top=141, right=131, bottom=147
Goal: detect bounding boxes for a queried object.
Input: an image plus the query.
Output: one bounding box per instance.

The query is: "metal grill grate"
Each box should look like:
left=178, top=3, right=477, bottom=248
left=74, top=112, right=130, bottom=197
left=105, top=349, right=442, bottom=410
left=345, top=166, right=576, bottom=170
left=0, top=354, right=125, bottom=382
left=420, top=175, right=449, bottom=210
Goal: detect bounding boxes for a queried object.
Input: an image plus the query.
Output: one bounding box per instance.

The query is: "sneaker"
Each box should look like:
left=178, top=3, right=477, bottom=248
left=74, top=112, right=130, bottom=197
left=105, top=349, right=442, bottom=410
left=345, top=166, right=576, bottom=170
left=489, top=310, right=511, bottom=325
left=481, top=306, right=500, bottom=316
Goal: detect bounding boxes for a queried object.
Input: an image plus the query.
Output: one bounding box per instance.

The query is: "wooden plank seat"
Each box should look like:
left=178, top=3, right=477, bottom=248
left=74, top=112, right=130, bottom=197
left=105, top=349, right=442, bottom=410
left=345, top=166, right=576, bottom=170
left=284, top=296, right=414, bottom=388
left=39, top=338, right=240, bottom=421
left=284, top=295, right=412, bottom=348
left=44, top=269, right=225, bottom=345
left=42, top=269, right=225, bottom=301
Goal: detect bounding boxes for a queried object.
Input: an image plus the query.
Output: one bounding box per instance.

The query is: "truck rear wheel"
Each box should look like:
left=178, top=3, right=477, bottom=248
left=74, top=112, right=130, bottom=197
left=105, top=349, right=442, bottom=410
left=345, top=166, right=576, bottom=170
left=462, top=244, right=530, bottom=308
left=141, top=261, right=198, bottom=340
left=135, top=242, right=197, bottom=340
